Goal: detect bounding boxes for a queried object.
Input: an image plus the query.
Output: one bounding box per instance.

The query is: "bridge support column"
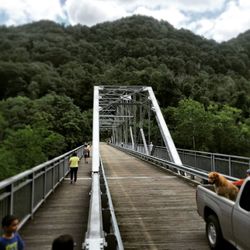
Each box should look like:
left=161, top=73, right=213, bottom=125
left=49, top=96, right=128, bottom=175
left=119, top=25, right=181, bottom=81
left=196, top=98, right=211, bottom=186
left=130, top=126, right=135, bottom=150
left=92, top=86, right=100, bottom=172
left=140, top=128, right=149, bottom=155
left=145, top=87, right=182, bottom=165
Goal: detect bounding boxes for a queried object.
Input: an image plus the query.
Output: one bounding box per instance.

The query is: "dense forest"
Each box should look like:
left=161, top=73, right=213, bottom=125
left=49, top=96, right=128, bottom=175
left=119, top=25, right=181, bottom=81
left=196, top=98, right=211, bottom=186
left=0, top=15, right=250, bottom=180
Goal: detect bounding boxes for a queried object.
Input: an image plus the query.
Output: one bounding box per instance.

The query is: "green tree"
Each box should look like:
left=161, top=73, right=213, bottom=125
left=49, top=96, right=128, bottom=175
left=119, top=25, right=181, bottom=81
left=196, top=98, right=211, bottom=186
left=34, top=94, right=87, bottom=149
left=0, top=96, right=35, bottom=130
left=3, top=126, right=47, bottom=172
left=166, top=99, right=214, bottom=150
left=208, top=104, right=243, bottom=154
left=0, top=147, right=18, bottom=180
left=0, top=112, right=8, bottom=141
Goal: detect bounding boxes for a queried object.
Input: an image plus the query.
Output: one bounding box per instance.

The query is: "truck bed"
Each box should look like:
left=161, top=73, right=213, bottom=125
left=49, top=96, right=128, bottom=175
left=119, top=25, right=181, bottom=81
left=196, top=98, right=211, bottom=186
left=196, top=184, right=235, bottom=219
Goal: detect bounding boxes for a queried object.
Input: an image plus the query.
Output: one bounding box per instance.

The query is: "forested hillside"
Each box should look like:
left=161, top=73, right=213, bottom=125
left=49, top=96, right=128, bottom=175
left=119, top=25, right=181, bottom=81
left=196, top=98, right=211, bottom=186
left=0, top=15, right=250, bottom=180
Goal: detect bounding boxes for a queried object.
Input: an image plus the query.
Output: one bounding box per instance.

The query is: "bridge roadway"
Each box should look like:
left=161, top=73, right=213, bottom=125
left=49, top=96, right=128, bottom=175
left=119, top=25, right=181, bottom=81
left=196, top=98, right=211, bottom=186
left=20, top=144, right=209, bottom=250
left=101, top=144, right=209, bottom=250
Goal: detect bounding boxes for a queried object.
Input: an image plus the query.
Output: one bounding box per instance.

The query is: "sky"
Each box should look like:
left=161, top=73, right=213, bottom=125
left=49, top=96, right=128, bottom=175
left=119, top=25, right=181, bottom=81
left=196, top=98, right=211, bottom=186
left=0, top=0, right=250, bottom=42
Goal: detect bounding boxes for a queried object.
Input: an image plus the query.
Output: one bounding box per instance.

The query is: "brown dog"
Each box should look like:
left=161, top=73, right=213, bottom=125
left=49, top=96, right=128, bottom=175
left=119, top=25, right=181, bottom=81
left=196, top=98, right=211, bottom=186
left=208, top=172, right=239, bottom=201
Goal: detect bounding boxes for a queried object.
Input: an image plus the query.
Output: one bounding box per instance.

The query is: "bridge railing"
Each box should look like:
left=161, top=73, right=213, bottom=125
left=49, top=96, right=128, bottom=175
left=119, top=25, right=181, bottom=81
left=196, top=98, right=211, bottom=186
left=100, top=157, right=124, bottom=250
left=114, top=144, right=241, bottom=183
left=120, top=143, right=250, bottom=179
left=83, top=157, right=123, bottom=250
left=0, top=145, right=84, bottom=230
left=176, top=148, right=250, bottom=178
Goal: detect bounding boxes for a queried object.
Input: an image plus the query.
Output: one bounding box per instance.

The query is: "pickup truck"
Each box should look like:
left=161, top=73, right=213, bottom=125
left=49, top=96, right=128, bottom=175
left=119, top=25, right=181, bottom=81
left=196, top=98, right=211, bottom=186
left=196, top=176, right=250, bottom=250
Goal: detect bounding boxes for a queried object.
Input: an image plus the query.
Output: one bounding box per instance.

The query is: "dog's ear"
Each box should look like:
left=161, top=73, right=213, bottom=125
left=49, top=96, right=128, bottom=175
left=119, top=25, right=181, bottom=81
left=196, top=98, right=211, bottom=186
left=214, top=172, right=220, bottom=182
left=208, top=172, right=213, bottom=178
left=213, top=172, right=218, bottom=178
left=209, top=172, right=215, bottom=178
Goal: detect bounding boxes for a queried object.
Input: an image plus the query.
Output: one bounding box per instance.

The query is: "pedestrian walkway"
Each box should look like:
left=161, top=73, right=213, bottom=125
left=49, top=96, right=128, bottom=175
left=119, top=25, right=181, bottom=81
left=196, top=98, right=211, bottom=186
left=20, top=157, right=91, bottom=250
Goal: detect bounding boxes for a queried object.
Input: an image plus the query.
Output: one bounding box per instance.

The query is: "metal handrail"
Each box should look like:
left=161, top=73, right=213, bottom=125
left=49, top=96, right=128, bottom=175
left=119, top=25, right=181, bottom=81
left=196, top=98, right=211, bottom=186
left=84, top=172, right=106, bottom=250
left=177, top=147, right=250, bottom=160
left=123, top=143, right=250, bottom=179
left=113, top=145, right=239, bottom=183
left=0, top=145, right=84, bottom=230
left=83, top=157, right=124, bottom=250
left=100, top=158, right=124, bottom=250
left=176, top=147, right=250, bottom=178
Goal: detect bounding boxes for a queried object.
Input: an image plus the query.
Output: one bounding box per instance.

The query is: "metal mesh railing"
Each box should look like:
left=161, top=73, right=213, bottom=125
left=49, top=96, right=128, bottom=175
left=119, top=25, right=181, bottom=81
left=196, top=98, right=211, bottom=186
left=0, top=145, right=84, bottom=231
left=115, top=143, right=250, bottom=180
left=177, top=148, right=250, bottom=178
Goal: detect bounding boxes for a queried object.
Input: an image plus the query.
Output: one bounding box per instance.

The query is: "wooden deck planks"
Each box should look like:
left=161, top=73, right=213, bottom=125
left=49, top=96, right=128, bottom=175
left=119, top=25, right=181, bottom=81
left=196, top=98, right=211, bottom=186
left=100, top=144, right=210, bottom=250
left=20, top=144, right=213, bottom=250
left=20, top=158, right=91, bottom=250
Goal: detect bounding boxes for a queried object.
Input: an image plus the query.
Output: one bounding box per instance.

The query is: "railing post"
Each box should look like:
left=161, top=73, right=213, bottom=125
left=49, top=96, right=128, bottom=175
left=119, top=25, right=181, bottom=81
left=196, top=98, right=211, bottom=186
left=52, top=163, right=55, bottom=191
left=211, top=154, right=215, bottom=171
left=9, top=184, right=14, bottom=215
left=43, top=166, right=47, bottom=200
left=229, top=156, right=232, bottom=176
left=30, top=172, right=35, bottom=218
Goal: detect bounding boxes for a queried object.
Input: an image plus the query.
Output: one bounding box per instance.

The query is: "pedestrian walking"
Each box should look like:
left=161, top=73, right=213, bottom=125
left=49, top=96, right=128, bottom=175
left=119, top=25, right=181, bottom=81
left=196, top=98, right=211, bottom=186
left=83, top=145, right=88, bottom=163
left=149, top=142, right=153, bottom=155
left=69, top=152, right=80, bottom=184
left=87, top=143, right=91, bottom=158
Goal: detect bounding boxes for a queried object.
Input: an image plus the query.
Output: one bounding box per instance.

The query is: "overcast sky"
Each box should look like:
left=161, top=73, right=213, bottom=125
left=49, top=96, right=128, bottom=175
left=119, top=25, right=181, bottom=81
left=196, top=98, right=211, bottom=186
left=0, top=0, right=250, bottom=42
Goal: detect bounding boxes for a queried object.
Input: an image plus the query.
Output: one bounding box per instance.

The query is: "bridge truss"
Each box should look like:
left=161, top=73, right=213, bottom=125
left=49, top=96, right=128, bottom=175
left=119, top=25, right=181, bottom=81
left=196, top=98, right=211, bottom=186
left=85, top=85, right=183, bottom=249
left=1, top=86, right=249, bottom=249
left=97, top=85, right=182, bottom=165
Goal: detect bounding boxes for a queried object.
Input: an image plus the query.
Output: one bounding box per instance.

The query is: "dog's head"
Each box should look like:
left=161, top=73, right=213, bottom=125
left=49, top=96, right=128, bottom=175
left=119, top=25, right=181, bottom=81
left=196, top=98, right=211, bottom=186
left=208, top=172, right=220, bottom=185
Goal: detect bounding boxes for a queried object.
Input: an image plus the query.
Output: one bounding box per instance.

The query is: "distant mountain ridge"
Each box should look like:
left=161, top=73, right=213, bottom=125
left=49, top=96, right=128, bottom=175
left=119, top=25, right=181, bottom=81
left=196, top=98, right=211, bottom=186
left=0, top=15, right=250, bottom=179
left=0, top=14, right=249, bottom=111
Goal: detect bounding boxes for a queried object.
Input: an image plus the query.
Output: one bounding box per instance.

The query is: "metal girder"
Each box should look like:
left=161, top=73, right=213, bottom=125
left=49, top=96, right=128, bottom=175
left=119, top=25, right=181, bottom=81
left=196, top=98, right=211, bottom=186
left=89, top=85, right=182, bottom=248
left=97, top=85, right=182, bottom=165
left=100, top=115, right=134, bottom=118
left=145, top=87, right=182, bottom=165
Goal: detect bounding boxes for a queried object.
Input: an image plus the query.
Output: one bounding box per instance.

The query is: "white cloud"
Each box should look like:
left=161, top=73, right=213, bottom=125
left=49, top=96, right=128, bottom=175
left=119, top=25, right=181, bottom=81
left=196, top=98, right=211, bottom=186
left=64, top=0, right=225, bottom=28
left=124, top=5, right=188, bottom=28
left=188, top=19, right=214, bottom=37
left=213, top=0, right=250, bottom=41
left=65, top=0, right=127, bottom=26
left=115, top=0, right=226, bottom=12
left=187, top=0, right=250, bottom=41
left=0, top=0, right=250, bottom=42
left=0, top=0, right=65, bottom=25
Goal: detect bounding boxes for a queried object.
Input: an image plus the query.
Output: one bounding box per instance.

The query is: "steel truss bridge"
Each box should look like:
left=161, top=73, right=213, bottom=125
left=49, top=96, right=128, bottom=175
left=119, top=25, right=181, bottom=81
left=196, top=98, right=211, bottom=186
left=0, top=86, right=249, bottom=250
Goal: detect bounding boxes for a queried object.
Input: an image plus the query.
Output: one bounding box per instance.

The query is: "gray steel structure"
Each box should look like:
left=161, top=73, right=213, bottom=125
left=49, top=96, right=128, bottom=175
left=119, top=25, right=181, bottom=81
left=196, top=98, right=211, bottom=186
left=98, top=85, right=182, bottom=165
left=84, top=85, right=182, bottom=249
left=0, top=146, right=84, bottom=233
left=0, top=85, right=249, bottom=249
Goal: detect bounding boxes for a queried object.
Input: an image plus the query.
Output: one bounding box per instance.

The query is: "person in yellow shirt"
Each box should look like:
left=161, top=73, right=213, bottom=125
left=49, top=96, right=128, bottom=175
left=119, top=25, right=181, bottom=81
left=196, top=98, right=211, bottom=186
left=69, top=152, right=80, bottom=184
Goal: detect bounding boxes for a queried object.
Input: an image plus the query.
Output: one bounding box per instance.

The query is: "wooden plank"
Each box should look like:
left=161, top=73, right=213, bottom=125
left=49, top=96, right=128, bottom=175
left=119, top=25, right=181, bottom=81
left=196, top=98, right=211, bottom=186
left=20, top=158, right=91, bottom=250
left=101, top=144, right=210, bottom=250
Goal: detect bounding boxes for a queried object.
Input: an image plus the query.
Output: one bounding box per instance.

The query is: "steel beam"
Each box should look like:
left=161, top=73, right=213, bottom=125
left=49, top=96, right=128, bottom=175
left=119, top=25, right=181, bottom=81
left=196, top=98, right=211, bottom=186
left=92, top=86, right=100, bottom=172
left=140, top=128, right=149, bottom=155
left=145, top=87, right=182, bottom=165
